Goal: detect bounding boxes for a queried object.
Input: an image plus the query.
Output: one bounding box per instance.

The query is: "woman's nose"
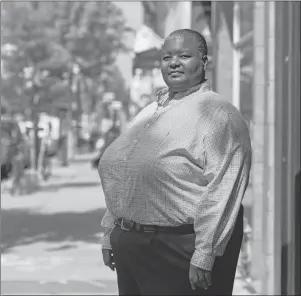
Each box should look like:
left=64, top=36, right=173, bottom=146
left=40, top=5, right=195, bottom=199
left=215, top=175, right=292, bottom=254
left=169, top=57, right=180, bottom=67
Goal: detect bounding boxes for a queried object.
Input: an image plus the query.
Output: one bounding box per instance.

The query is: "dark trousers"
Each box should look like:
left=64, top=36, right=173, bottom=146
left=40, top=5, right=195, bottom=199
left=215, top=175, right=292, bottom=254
left=110, top=206, right=244, bottom=295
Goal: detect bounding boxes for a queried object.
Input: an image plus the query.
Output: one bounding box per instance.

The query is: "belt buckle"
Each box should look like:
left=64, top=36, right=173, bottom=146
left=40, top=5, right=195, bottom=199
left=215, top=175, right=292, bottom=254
left=143, top=226, right=156, bottom=233
left=120, top=219, right=132, bottom=231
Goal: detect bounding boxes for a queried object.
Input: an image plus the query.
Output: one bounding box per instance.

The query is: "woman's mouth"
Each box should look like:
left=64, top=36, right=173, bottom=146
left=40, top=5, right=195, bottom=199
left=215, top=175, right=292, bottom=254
left=169, top=71, right=183, bottom=76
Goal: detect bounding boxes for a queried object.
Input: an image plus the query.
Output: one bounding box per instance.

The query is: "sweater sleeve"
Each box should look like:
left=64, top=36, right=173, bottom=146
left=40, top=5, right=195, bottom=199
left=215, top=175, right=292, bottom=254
left=191, top=106, right=252, bottom=271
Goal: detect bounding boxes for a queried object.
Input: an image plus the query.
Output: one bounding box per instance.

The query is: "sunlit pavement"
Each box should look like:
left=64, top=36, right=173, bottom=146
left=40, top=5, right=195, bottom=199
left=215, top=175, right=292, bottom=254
left=1, top=153, right=255, bottom=295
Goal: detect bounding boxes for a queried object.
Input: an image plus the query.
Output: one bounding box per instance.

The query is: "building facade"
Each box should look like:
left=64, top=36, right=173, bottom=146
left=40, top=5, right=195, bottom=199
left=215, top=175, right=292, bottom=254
left=251, top=1, right=300, bottom=294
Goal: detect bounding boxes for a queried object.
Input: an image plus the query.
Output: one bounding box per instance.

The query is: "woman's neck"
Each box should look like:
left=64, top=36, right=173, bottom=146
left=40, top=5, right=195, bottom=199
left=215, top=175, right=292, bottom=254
left=169, top=79, right=206, bottom=99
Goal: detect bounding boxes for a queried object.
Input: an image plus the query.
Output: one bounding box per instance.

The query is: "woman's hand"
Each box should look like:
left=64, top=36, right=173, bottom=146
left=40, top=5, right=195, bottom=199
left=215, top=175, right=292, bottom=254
left=102, top=249, right=115, bottom=271
left=189, top=264, right=212, bottom=290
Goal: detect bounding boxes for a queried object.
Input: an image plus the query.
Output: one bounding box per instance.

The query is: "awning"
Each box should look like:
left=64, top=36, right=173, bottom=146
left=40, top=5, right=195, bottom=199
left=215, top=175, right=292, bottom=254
left=134, top=25, right=164, bottom=54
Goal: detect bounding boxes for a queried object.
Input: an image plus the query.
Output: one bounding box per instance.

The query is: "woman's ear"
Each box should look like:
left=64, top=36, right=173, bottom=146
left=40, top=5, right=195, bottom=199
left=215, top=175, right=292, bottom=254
left=202, top=55, right=208, bottom=69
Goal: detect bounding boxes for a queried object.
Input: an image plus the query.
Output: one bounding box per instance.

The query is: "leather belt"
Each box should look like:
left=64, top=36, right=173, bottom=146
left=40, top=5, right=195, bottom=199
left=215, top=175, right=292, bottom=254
left=115, top=218, right=194, bottom=234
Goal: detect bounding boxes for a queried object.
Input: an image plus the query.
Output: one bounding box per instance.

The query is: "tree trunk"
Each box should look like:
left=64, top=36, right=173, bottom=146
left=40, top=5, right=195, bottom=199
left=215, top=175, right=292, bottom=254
left=30, top=96, right=40, bottom=172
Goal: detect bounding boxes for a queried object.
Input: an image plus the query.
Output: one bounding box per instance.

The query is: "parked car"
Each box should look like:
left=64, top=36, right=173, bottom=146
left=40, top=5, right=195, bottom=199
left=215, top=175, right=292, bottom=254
left=1, top=116, right=30, bottom=179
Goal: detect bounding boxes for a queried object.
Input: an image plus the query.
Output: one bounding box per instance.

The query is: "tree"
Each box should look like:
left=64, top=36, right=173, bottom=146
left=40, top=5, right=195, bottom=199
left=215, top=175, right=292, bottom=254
left=1, top=1, right=128, bottom=167
left=1, top=1, right=128, bottom=114
left=51, top=1, right=129, bottom=115
left=1, top=2, right=72, bottom=113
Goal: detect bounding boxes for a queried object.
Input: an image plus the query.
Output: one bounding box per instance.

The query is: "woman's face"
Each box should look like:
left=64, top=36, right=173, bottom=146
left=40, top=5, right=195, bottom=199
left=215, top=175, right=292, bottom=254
left=160, top=35, right=206, bottom=93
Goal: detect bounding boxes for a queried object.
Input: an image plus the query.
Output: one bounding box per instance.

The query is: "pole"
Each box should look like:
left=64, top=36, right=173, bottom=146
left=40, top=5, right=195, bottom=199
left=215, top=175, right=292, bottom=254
left=31, top=94, right=40, bottom=172
left=233, top=2, right=241, bottom=110
left=211, top=1, right=218, bottom=92
left=28, top=95, right=40, bottom=191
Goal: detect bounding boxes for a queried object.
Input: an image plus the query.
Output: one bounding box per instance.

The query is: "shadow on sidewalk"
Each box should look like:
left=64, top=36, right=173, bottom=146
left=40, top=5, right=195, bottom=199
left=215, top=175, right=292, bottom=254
left=40, top=181, right=101, bottom=192
left=1, top=207, right=107, bottom=253
left=1, top=279, right=118, bottom=295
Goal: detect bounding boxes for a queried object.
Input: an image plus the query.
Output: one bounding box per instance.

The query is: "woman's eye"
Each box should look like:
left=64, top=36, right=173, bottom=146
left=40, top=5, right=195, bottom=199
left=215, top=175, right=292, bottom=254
left=163, top=56, right=170, bottom=61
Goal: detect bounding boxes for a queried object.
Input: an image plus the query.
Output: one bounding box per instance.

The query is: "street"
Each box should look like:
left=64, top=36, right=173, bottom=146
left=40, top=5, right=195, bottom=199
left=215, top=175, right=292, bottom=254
left=1, top=154, right=255, bottom=295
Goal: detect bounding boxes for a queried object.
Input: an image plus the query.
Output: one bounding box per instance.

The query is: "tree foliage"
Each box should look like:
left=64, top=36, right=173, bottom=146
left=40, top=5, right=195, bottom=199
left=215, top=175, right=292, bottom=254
left=1, top=1, right=128, bottom=114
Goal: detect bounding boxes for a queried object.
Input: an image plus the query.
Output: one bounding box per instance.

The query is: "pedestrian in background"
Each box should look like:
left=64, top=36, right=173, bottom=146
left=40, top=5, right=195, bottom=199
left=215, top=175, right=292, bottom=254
left=92, top=109, right=121, bottom=169
left=103, top=109, right=121, bottom=148
left=39, top=122, right=55, bottom=180
left=10, top=142, right=25, bottom=196
left=99, top=29, right=252, bottom=295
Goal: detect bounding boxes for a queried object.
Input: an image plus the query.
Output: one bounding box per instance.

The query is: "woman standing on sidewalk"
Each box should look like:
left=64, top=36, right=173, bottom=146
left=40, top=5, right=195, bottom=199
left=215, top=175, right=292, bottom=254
left=99, top=29, right=252, bottom=295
